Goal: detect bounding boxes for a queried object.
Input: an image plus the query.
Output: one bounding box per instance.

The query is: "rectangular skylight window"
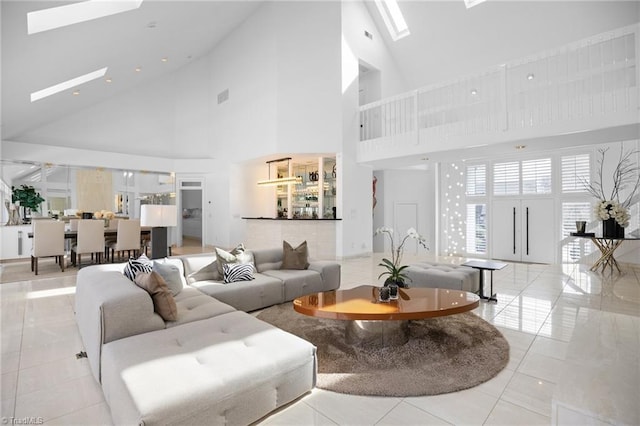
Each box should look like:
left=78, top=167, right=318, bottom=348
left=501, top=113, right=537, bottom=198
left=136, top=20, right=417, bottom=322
left=374, top=0, right=410, bottom=41
left=30, top=67, right=108, bottom=102
left=464, top=0, right=487, bottom=9
left=27, top=0, right=143, bottom=35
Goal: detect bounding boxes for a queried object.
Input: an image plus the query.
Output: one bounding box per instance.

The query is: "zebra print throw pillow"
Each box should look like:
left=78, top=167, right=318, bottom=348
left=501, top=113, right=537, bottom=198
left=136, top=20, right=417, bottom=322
left=223, top=262, right=254, bottom=284
left=124, top=254, right=153, bottom=281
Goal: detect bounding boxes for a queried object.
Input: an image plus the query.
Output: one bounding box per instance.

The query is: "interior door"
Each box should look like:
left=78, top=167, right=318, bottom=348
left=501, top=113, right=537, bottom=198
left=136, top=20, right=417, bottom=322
left=491, top=198, right=521, bottom=262
left=521, top=198, right=555, bottom=264
left=491, top=198, right=555, bottom=263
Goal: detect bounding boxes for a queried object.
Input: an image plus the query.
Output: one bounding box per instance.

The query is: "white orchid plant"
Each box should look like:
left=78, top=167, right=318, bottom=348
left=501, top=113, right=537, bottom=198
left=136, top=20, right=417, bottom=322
left=375, top=226, right=428, bottom=286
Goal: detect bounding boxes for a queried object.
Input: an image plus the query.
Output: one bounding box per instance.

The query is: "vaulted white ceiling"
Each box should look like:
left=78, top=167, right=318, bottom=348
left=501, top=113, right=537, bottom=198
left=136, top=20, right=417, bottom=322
left=2, top=0, right=638, bottom=151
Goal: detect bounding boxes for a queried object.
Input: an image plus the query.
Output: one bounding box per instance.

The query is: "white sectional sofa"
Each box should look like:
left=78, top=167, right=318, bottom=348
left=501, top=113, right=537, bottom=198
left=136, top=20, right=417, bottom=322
left=74, top=247, right=340, bottom=425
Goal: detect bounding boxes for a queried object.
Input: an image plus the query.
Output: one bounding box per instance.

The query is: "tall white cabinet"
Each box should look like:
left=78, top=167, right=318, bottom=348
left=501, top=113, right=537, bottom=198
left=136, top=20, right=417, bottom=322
left=491, top=198, right=555, bottom=263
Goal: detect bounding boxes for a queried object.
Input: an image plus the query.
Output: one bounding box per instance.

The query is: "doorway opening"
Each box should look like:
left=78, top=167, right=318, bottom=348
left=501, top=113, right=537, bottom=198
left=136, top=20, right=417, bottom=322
left=179, top=180, right=204, bottom=248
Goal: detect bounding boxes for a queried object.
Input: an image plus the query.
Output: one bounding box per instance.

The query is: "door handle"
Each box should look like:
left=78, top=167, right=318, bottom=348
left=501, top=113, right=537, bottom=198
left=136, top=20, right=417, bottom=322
left=513, top=207, right=516, bottom=255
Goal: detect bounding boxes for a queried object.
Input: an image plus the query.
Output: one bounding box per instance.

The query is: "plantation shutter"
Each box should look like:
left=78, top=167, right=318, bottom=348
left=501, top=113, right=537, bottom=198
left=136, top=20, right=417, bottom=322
left=561, top=154, right=590, bottom=193
left=466, top=165, right=486, bottom=196
left=466, top=203, right=487, bottom=254
left=522, top=158, right=552, bottom=194
left=493, top=161, right=520, bottom=195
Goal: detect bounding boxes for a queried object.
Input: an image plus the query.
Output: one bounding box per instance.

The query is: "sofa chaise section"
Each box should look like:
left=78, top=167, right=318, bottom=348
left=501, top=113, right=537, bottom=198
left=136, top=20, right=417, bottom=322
left=101, top=310, right=317, bottom=426
left=75, top=263, right=236, bottom=382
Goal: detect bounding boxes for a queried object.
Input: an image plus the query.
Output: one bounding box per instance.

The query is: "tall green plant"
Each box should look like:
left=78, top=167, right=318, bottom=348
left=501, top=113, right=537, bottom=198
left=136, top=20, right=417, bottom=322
left=11, top=185, right=45, bottom=211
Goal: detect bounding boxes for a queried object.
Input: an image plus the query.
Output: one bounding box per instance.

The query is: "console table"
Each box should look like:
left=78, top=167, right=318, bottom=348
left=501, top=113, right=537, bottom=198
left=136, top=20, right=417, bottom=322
left=571, top=233, right=640, bottom=273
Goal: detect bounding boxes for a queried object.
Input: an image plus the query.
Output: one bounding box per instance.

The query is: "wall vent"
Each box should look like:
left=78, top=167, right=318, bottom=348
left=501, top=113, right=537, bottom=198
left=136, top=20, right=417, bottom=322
left=364, top=30, right=373, bottom=40
left=217, top=89, right=229, bottom=104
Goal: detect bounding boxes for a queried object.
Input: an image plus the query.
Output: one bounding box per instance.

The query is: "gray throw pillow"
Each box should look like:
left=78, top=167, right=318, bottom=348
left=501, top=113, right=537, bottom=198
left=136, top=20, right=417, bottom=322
left=281, top=240, right=310, bottom=270
left=187, top=260, right=220, bottom=282
left=153, top=261, right=183, bottom=296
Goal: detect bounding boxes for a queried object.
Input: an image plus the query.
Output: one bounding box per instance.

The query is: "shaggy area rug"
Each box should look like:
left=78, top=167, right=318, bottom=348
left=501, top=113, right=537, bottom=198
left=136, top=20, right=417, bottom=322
left=257, top=303, right=509, bottom=397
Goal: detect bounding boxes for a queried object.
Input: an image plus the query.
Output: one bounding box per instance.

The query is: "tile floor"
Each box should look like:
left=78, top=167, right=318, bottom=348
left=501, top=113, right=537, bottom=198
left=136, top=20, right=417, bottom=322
left=1, top=254, right=638, bottom=425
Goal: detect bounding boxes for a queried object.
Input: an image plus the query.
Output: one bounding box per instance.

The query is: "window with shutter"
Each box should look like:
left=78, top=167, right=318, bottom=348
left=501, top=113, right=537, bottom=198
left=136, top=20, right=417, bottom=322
left=522, top=158, right=552, bottom=194
left=561, top=154, right=590, bottom=193
left=562, top=202, right=592, bottom=262
left=493, top=161, right=520, bottom=195
left=466, top=165, right=486, bottom=196
left=466, top=203, right=487, bottom=254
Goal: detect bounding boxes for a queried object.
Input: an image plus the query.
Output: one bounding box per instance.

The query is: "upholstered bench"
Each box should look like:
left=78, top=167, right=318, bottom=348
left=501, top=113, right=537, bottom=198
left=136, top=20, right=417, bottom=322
left=101, top=311, right=317, bottom=426
left=404, top=262, right=479, bottom=293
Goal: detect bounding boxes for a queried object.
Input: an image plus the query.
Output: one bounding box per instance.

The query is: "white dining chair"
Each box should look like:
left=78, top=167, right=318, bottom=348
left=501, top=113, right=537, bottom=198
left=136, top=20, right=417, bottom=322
left=108, top=219, right=141, bottom=262
left=72, top=219, right=106, bottom=267
left=31, top=220, right=66, bottom=275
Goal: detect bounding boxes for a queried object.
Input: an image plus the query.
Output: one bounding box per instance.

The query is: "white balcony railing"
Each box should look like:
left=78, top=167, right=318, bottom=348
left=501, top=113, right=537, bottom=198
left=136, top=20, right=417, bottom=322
left=359, top=24, right=639, bottom=160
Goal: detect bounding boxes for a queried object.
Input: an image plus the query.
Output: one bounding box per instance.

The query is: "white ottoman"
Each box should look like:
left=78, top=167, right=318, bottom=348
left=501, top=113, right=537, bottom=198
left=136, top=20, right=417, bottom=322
left=405, top=262, right=479, bottom=293
left=101, top=311, right=316, bottom=426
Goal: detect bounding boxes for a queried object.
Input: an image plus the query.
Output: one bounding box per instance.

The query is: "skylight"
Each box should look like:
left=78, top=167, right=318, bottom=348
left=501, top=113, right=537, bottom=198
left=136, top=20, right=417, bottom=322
left=464, top=0, right=487, bottom=9
left=27, top=0, right=144, bottom=35
left=374, top=0, right=410, bottom=41
left=30, top=67, right=108, bottom=102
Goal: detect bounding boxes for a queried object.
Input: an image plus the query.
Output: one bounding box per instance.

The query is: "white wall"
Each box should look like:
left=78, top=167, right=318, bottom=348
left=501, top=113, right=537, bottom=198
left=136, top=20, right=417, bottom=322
left=376, top=169, right=434, bottom=255
left=337, top=0, right=413, bottom=258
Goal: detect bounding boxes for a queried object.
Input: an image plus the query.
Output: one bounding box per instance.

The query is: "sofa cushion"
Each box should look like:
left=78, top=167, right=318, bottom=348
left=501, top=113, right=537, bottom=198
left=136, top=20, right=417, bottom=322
left=190, top=273, right=283, bottom=312
left=124, top=254, right=153, bottom=281
left=188, top=259, right=220, bottom=283
left=100, top=311, right=316, bottom=426
left=223, top=263, right=254, bottom=283
left=281, top=240, right=309, bottom=270
left=170, top=287, right=236, bottom=327
left=153, top=260, right=184, bottom=296
left=134, top=271, right=178, bottom=321
left=261, top=269, right=324, bottom=301
left=253, top=248, right=283, bottom=273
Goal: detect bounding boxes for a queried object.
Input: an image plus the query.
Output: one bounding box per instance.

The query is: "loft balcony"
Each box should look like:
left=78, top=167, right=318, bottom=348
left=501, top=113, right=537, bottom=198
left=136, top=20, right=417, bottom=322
left=358, top=24, right=639, bottom=164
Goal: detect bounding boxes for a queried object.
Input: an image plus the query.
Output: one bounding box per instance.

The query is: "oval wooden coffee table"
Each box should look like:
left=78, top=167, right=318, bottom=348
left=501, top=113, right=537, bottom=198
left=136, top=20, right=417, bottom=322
left=293, top=285, right=480, bottom=347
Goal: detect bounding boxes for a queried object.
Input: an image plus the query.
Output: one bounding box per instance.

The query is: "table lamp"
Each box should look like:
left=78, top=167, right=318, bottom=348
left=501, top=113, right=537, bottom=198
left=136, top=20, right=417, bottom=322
left=140, top=204, right=177, bottom=259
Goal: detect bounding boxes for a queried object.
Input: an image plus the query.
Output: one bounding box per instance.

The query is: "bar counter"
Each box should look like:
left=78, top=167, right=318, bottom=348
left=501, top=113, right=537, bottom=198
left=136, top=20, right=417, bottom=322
left=243, top=217, right=338, bottom=259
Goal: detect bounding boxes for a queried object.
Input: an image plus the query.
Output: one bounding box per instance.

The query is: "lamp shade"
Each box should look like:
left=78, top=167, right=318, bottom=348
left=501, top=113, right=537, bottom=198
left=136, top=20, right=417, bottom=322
left=140, top=205, right=177, bottom=227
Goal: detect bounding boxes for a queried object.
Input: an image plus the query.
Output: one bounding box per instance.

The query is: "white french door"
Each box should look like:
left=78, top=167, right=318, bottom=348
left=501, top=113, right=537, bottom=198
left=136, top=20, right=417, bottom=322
left=491, top=198, right=555, bottom=263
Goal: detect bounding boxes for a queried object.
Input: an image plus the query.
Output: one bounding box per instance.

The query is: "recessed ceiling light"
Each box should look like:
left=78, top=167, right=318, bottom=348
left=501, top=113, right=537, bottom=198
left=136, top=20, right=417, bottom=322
left=28, top=0, right=144, bottom=35
left=515, top=145, right=526, bottom=150
left=30, top=67, right=107, bottom=102
left=105, top=77, right=112, bottom=83
left=527, top=73, right=535, bottom=80
left=135, top=67, right=142, bottom=72
left=161, top=57, right=168, bottom=62
left=470, top=89, right=478, bottom=96
left=72, top=90, right=80, bottom=96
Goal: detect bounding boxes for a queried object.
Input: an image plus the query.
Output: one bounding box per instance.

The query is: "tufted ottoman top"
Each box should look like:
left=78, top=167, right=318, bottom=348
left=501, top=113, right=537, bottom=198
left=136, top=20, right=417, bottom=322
left=405, top=262, right=479, bottom=292
left=101, top=310, right=316, bottom=425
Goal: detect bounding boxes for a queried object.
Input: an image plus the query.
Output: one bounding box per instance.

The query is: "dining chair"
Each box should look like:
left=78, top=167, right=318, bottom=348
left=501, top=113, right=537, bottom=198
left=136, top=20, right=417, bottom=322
left=69, top=219, right=80, bottom=231
left=72, top=219, right=106, bottom=267
left=104, top=219, right=120, bottom=258
left=31, top=220, right=66, bottom=275
left=108, top=219, right=141, bottom=262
